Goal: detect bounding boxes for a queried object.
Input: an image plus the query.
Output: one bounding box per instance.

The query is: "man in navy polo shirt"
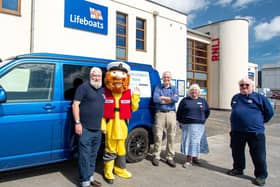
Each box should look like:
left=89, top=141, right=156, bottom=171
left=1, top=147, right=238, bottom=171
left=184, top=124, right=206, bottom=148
left=72, top=67, right=104, bottom=187
left=228, top=77, right=274, bottom=186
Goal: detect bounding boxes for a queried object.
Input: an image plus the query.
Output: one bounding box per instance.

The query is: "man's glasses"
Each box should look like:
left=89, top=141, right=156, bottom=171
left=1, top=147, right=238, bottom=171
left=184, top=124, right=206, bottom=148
left=239, top=83, right=250, bottom=87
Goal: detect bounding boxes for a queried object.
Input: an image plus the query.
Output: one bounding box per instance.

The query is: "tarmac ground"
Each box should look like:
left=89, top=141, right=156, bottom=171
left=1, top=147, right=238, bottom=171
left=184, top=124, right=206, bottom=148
left=0, top=110, right=279, bottom=187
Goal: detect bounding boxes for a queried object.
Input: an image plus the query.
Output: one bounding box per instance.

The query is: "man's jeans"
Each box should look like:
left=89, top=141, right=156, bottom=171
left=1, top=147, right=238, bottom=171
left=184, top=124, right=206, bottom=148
left=78, top=128, right=102, bottom=187
left=230, top=131, right=267, bottom=179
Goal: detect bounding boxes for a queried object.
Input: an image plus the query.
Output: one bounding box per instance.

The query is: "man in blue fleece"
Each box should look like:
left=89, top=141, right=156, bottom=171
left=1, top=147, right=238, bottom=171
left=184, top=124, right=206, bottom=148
left=227, top=77, right=274, bottom=186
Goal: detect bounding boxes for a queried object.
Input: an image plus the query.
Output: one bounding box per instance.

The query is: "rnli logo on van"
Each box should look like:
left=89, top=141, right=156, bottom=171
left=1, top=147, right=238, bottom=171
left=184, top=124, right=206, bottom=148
left=64, top=0, right=108, bottom=35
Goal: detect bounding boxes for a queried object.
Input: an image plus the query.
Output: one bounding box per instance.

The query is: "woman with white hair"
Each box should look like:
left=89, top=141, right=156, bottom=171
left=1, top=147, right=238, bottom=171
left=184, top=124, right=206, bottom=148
left=176, top=83, right=210, bottom=167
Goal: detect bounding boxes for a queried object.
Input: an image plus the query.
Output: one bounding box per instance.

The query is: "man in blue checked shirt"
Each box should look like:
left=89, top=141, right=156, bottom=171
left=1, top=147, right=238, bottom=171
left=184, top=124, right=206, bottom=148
left=151, top=71, right=179, bottom=168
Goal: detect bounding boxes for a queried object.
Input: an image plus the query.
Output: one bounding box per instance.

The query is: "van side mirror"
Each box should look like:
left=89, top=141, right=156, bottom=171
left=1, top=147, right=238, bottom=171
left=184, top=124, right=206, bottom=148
left=0, top=86, right=7, bottom=103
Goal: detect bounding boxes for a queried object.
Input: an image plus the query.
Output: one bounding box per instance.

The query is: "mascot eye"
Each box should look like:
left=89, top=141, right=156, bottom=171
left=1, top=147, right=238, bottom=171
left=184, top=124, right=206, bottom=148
left=110, top=71, right=117, bottom=76
left=120, top=72, right=127, bottom=78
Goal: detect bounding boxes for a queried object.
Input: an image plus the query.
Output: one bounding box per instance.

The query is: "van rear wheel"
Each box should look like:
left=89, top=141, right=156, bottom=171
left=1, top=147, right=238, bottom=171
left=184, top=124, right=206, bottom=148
left=126, top=128, right=149, bottom=163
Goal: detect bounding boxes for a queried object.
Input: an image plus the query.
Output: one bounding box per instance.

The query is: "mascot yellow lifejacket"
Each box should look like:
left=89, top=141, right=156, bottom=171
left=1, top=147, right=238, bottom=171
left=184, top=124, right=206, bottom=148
left=101, top=61, right=140, bottom=184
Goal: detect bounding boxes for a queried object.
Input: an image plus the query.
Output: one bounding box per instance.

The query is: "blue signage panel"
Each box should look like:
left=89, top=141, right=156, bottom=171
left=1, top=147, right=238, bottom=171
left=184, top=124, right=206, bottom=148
left=64, top=0, right=108, bottom=35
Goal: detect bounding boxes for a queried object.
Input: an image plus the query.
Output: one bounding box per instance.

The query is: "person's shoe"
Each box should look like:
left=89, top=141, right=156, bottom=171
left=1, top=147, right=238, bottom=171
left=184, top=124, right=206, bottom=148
left=104, top=160, right=115, bottom=184
left=253, top=177, right=266, bottom=186
left=91, top=180, right=102, bottom=187
left=227, top=168, right=244, bottom=176
left=152, top=157, right=159, bottom=166
left=183, top=162, right=192, bottom=168
left=104, top=178, right=114, bottom=184
left=113, top=167, right=132, bottom=179
left=192, top=158, right=201, bottom=165
left=166, top=159, right=176, bottom=168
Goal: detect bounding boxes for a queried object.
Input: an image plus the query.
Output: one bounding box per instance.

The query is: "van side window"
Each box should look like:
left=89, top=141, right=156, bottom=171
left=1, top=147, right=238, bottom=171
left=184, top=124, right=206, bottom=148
left=0, top=63, right=55, bottom=102
left=63, top=64, right=106, bottom=100
left=63, top=65, right=90, bottom=100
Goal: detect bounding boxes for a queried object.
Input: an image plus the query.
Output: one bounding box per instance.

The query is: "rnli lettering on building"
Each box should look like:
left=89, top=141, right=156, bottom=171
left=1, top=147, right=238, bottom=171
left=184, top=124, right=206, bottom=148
left=64, top=0, right=108, bottom=35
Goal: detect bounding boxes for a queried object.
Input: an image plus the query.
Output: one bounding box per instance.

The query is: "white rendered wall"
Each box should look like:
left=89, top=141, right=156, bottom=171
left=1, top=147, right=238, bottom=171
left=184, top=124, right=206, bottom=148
left=196, top=19, right=249, bottom=109
left=0, top=0, right=31, bottom=60
left=155, top=13, right=187, bottom=81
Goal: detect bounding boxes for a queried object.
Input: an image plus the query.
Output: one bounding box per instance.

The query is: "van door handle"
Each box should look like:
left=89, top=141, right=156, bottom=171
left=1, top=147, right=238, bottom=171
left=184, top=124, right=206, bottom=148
left=43, top=104, right=56, bottom=111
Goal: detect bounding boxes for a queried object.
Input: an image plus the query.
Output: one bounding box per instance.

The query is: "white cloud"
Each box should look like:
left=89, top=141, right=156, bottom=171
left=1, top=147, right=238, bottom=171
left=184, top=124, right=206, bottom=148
left=235, top=15, right=255, bottom=26
left=261, top=52, right=272, bottom=57
left=254, top=16, right=280, bottom=41
left=187, top=14, right=197, bottom=25
left=215, top=0, right=259, bottom=8
left=150, top=0, right=209, bottom=13
left=216, top=0, right=233, bottom=7
left=233, top=0, right=258, bottom=8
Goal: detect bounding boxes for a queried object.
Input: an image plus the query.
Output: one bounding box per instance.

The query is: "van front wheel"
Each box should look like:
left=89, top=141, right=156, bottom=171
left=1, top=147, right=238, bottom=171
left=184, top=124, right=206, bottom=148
left=126, top=128, right=149, bottom=163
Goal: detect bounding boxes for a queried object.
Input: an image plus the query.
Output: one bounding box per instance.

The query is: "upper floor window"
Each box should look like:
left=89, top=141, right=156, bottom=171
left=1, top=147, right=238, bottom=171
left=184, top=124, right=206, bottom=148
left=0, top=0, right=21, bottom=16
left=136, top=18, right=146, bottom=51
left=116, top=12, right=128, bottom=60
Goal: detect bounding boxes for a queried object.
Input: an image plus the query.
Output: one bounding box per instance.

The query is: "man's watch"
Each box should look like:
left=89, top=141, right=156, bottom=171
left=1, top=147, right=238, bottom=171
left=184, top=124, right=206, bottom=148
left=75, top=120, right=81, bottom=124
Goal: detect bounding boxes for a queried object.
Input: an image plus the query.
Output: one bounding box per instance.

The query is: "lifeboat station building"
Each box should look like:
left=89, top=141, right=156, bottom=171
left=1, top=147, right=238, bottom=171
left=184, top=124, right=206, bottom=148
left=0, top=0, right=250, bottom=110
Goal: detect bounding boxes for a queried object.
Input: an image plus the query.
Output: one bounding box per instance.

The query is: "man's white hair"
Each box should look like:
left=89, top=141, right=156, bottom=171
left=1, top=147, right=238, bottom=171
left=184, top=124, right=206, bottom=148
left=188, top=83, right=201, bottom=95
left=90, top=67, right=102, bottom=77
left=162, top=71, right=172, bottom=78
left=238, top=77, right=255, bottom=91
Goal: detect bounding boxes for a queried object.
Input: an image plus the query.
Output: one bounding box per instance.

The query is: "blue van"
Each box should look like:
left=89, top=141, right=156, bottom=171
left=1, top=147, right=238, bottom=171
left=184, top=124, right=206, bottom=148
left=0, top=53, right=160, bottom=172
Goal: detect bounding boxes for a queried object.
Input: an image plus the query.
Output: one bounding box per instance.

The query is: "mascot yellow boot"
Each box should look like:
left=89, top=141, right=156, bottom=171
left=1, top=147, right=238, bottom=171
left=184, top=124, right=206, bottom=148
left=101, top=61, right=140, bottom=184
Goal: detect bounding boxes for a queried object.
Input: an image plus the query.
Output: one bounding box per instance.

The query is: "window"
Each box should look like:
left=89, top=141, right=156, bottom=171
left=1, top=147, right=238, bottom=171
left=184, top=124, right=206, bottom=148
left=136, top=17, right=146, bottom=51
left=187, top=40, right=193, bottom=48
left=0, top=63, right=55, bottom=102
left=187, top=39, right=209, bottom=98
left=63, top=64, right=106, bottom=100
left=116, top=12, right=128, bottom=60
left=0, top=0, right=21, bottom=16
left=63, top=65, right=90, bottom=100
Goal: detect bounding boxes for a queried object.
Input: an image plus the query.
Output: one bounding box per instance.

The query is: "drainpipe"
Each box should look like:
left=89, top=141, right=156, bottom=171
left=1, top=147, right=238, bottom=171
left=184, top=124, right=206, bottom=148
left=29, top=0, right=35, bottom=53
left=153, top=11, right=158, bottom=69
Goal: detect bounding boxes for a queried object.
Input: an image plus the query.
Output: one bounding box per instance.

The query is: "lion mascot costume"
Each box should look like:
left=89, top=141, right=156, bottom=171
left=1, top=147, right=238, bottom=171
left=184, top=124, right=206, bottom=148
left=101, top=61, right=140, bottom=184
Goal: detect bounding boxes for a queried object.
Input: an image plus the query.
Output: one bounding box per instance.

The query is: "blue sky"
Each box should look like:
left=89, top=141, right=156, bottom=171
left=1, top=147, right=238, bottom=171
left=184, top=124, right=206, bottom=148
left=151, top=0, right=280, bottom=68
